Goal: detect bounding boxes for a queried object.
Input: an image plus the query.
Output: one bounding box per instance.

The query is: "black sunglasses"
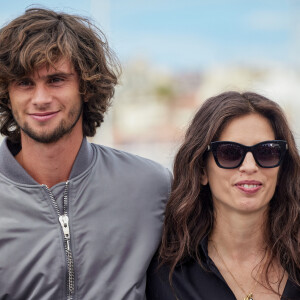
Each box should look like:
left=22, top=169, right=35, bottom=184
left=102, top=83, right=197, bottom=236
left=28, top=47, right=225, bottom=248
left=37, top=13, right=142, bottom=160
left=207, top=140, right=288, bottom=169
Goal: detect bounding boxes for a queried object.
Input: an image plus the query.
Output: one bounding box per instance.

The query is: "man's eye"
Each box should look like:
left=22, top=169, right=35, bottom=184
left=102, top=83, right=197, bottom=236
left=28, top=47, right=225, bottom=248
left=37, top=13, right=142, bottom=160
left=49, top=77, right=64, bottom=84
left=17, top=79, right=32, bottom=86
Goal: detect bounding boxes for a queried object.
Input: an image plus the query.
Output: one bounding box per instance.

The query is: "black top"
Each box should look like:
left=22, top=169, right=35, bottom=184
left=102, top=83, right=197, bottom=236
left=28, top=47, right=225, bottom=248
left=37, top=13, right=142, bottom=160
left=146, top=238, right=300, bottom=300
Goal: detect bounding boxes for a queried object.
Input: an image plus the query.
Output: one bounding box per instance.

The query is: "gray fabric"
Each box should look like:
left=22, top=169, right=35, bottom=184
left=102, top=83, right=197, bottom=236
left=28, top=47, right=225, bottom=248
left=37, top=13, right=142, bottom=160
left=0, top=138, right=172, bottom=300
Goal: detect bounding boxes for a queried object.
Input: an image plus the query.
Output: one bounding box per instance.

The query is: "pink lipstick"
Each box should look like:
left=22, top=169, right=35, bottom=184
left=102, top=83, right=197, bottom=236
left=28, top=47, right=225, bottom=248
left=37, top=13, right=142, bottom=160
left=235, top=180, right=262, bottom=194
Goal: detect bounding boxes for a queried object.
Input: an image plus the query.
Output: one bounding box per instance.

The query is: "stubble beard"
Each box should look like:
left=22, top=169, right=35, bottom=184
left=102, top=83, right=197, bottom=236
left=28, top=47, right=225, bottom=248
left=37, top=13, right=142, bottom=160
left=13, top=104, right=83, bottom=144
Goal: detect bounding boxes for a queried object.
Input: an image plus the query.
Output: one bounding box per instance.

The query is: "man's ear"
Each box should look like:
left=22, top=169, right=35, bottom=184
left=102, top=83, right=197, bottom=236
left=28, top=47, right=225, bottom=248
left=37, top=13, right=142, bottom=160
left=7, top=98, right=11, bottom=109
left=83, top=95, right=88, bottom=103
left=200, top=167, right=208, bottom=185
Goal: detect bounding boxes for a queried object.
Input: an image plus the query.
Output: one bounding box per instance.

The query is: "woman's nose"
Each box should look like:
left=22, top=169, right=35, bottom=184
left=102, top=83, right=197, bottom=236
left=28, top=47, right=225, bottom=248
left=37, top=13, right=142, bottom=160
left=239, top=152, right=259, bottom=173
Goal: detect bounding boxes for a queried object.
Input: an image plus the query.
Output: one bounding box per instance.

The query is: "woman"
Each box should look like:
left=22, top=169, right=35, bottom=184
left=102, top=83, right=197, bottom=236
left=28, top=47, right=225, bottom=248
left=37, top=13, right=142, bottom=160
left=146, top=92, right=300, bottom=300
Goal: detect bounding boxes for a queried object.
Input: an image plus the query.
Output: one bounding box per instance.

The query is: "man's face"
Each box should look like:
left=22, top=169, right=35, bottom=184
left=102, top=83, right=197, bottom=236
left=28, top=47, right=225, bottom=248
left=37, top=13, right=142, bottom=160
left=8, top=58, right=83, bottom=144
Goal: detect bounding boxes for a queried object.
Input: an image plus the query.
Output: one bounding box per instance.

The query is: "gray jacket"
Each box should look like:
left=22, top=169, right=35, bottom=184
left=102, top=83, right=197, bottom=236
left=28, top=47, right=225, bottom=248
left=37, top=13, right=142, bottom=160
left=0, top=138, right=172, bottom=300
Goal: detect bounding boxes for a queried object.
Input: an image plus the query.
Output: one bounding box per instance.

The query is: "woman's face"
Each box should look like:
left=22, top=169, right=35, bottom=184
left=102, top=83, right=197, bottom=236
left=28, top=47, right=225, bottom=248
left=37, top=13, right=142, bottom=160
left=202, top=113, right=280, bottom=215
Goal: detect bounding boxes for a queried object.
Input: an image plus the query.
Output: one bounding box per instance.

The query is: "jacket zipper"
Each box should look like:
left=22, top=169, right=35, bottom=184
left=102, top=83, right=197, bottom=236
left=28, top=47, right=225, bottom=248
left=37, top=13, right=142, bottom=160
left=43, top=181, right=75, bottom=300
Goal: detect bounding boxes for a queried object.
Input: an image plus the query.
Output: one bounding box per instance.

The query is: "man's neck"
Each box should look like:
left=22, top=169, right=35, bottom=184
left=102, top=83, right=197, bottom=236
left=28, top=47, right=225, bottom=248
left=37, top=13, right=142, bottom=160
left=16, top=131, right=83, bottom=188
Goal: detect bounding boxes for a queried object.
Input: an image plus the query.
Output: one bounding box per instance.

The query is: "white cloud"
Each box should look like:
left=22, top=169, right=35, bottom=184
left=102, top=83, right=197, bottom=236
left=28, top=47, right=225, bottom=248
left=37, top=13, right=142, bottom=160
left=245, top=10, right=290, bottom=31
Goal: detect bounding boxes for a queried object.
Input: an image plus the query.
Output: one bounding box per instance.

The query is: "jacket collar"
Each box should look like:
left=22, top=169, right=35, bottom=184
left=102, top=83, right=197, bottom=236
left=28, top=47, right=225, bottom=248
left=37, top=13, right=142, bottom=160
left=0, top=137, right=93, bottom=185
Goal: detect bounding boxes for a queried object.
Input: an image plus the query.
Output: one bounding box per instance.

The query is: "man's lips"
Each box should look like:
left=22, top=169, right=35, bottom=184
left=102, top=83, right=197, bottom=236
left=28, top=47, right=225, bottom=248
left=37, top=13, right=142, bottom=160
left=29, top=111, right=59, bottom=122
left=235, top=180, right=262, bottom=194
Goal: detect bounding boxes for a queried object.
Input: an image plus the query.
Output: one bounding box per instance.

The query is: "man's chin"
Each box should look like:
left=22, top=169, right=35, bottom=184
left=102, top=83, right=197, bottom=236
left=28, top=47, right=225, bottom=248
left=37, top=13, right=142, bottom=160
left=21, top=127, right=69, bottom=144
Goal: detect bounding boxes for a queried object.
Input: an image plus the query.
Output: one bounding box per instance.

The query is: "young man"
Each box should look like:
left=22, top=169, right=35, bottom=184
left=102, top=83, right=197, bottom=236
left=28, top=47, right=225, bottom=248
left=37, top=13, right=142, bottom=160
left=0, top=8, right=171, bottom=300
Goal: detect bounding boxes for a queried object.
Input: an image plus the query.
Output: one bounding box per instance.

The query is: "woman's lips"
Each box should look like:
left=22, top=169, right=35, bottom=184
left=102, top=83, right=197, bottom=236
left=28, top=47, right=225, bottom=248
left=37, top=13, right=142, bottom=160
left=30, top=111, right=59, bottom=122
left=235, top=180, right=262, bottom=194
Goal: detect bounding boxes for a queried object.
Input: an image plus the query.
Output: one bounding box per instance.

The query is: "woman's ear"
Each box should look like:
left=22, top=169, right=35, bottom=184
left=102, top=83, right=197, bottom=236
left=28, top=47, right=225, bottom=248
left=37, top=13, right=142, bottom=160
left=200, top=167, right=208, bottom=185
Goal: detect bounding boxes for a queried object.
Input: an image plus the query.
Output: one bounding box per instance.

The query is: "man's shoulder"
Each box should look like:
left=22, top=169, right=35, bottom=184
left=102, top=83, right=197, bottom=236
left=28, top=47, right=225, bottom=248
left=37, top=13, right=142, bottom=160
left=92, top=143, right=164, bottom=167
left=91, top=143, right=172, bottom=181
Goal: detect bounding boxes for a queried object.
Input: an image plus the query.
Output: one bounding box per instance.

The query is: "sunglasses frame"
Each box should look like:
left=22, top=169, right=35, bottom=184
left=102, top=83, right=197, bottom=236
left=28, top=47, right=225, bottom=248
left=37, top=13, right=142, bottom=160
left=207, top=140, right=288, bottom=169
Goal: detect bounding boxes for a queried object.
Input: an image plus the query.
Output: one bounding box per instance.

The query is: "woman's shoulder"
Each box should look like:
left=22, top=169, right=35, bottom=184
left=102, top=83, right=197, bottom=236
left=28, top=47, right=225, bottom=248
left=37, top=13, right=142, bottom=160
left=146, top=254, right=177, bottom=300
left=146, top=253, right=207, bottom=300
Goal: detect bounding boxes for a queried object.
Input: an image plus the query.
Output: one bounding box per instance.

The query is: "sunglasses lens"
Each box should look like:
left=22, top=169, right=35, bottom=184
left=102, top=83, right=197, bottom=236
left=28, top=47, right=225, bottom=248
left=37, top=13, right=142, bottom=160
left=216, top=144, right=244, bottom=168
left=255, top=143, right=282, bottom=167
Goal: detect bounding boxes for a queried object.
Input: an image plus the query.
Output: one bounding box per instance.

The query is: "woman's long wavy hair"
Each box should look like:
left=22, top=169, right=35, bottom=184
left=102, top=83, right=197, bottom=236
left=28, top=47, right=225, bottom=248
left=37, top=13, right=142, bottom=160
left=0, top=7, right=120, bottom=142
left=160, top=91, right=300, bottom=289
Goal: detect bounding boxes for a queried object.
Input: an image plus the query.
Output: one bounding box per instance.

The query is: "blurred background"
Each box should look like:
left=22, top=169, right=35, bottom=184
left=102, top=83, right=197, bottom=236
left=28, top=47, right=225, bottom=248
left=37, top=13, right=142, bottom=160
left=2, top=0, right=300, bottom=169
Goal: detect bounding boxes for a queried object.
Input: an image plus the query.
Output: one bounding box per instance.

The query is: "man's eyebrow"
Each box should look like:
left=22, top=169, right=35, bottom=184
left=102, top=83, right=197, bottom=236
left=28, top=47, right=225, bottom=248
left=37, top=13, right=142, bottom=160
left=12, top=72, right=76, bottom=81
left=46, top=72, right=75, bottom=78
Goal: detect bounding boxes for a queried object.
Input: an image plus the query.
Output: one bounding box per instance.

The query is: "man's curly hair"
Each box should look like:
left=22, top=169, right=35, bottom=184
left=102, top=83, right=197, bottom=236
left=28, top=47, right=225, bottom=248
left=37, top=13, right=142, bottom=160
left=0, top=7, right=121, bottom=142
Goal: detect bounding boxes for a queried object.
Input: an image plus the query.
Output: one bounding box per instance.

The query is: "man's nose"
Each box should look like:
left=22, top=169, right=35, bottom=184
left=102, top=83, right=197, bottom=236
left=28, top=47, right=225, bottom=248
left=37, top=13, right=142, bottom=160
left=31, top=84, right=52, bottom=106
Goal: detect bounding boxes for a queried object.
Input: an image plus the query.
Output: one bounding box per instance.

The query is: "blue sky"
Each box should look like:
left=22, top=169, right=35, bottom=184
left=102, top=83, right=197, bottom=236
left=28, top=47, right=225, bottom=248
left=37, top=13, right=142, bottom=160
left=1, top=0, right=296, bottom=71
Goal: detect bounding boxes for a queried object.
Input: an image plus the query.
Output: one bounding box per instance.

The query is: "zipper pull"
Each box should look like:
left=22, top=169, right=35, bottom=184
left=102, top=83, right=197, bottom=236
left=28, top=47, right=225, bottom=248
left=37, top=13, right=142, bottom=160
left=59, top=215, right=71, bottom=249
